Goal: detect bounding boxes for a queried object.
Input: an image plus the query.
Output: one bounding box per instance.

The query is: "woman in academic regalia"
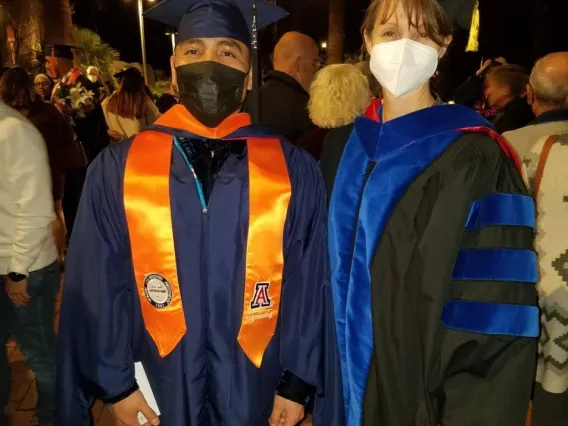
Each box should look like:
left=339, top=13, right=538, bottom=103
left=323, top=0, right=540, bottom=425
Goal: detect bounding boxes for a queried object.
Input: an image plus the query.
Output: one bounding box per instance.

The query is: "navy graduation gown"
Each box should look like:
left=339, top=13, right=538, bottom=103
left=56, top=123, right=344, bottom=425
left=328, top=105, right=539, bottom=426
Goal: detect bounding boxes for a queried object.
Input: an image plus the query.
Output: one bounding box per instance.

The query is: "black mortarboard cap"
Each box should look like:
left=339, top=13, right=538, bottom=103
left=144, top=0, right=288, bottom=46
left=437, top=0, right=477, bottom=29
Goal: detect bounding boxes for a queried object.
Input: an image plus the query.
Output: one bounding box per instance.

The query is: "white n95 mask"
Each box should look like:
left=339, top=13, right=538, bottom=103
left=369, top=38, right=439, bottom=99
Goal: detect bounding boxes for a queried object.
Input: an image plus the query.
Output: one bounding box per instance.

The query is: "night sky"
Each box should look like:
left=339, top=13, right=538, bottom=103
left=69, top=0, right=388, bottom=71
left=70, top=0, right=568, bottom=92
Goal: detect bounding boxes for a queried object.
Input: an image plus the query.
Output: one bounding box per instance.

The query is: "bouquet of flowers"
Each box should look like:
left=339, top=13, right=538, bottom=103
left=55, top=83, right=96, bottom=118
left=52, top=69, right=97, bottom=118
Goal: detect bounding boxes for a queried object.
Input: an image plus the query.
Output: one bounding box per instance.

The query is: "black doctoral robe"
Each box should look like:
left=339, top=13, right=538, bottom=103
left=325, top=104, right=539, bottom=426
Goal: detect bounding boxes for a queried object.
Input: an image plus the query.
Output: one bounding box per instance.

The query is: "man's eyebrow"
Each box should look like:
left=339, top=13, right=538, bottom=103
left=177, top=38, right=206, bottom=50
left=217, top=39, right=243, bottom=53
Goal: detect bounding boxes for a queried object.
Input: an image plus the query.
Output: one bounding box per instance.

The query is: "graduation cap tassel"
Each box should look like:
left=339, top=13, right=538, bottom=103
left=250, top=1, right=261, bottom=124
left=466, top=0, right=480, bottom=52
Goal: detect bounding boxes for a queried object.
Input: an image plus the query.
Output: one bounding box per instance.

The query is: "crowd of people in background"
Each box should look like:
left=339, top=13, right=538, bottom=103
left=1, top=0, right=568, bottom=423
left=0, top=48, right=164, bottom=426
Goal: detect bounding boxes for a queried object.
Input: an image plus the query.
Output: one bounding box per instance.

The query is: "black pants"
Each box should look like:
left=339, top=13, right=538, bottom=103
left=532, top=383, right=568, bottom=426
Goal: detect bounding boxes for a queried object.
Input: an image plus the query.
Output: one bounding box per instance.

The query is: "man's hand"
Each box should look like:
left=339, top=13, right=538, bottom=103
left=109, top=390, right=160, bottom=426
left=269, top=395, right=305, bottom=426
left=5, top=277, right=31, bottom=307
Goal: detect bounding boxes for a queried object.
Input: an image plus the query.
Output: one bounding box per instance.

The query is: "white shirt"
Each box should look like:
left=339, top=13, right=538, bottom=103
left=0, top=102, right=57, bottom=274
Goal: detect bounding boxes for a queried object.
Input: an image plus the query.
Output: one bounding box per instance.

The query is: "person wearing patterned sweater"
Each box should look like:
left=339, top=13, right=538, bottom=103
left=524, top=133, right=568, bottom=426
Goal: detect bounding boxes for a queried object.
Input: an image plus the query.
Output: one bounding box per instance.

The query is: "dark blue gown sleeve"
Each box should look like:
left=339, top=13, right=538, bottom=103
left=280, top=148, right=345, bottom=425
left=56, top=146, right=136, bottom=425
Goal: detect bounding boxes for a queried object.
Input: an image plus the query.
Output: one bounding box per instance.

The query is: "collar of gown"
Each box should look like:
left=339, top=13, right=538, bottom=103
left=354, top=104, right=493, bottom=161
left=155, top=104, right=252, bottom=140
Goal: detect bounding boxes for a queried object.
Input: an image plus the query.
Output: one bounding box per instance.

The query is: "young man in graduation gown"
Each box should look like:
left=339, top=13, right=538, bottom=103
left=325, top=0, right=539, bottom=425
left=55, top=1, right=343, bottom=425
left=47, top=44, right=108, bottom=239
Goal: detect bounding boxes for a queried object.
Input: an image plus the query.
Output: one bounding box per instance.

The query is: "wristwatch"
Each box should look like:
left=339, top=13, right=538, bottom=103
left=8, top=272, right=27, bottom=282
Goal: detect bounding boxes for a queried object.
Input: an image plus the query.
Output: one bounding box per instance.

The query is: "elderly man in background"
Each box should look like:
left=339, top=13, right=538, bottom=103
left=86, top=65, right=100, bottom=84
left=510, top=52, right=568, bottom=426
left=254, top=31, right=320, bottom=143
left=86, top=65, right=109, bottom=101
left=504, top=52, right=568, bottom=158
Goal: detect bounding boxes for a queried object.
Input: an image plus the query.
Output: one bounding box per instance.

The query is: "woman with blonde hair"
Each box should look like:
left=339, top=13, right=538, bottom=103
left=325, top=0, right=539, bottom=425
left=298, top=64, right=371, bottom=160
left=309, top=64, right=372, bottom=130
left=308, top=64, right=372, bottom=196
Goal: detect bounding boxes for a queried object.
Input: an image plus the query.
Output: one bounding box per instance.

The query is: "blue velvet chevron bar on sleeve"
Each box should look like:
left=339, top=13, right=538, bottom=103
left=441, top=300, right=540, bottom=338
left=452, top=249, right=538, bottom=283
left=465, top=193, right=536, bottom=231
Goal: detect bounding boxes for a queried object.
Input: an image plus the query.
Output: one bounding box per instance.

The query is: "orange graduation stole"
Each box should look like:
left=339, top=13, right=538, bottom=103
left=123, top=106, right=291, bottom=367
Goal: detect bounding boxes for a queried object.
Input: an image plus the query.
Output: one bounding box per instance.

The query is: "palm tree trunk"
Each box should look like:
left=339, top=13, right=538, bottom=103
left=327, top=0, right=345, bottom=64
left=0, top=5, right=17, bottom=66
left=4, top=0, right=74, bottom=70
left=12, top=0, right=43, bottom=69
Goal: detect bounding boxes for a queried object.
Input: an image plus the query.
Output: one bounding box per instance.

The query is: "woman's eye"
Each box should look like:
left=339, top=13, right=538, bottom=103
left=383, top=31, right=396, bottom=37
left=419, top=32, right=428, bottom=38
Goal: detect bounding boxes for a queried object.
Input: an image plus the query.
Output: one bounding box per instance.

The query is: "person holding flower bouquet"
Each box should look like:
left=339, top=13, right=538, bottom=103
left=47, top=44, right=109, bottom=238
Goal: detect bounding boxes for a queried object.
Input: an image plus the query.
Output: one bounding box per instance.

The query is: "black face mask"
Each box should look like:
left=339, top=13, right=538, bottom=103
left=176, top=61, right=247, bottom=128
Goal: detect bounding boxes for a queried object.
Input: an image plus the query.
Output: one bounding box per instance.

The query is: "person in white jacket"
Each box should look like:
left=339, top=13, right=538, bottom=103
left=0, top=101, right=58, bottom=426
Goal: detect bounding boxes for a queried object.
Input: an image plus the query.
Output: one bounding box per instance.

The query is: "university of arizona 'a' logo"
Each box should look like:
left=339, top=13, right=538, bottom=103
left=251, top=282, right=272, bottom=309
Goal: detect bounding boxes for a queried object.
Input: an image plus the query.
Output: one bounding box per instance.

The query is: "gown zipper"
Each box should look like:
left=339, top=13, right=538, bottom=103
left=173, top=136, right=208, bottom=213
left=173, top=136, right=213, bottom=418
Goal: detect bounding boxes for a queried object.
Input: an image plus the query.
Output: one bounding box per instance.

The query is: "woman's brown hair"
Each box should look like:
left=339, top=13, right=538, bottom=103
left=105, top=68, right=149, bottom=119
left=0, top=66, right=34, bottom=111
left=361, top=0, right=453, bottom=46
